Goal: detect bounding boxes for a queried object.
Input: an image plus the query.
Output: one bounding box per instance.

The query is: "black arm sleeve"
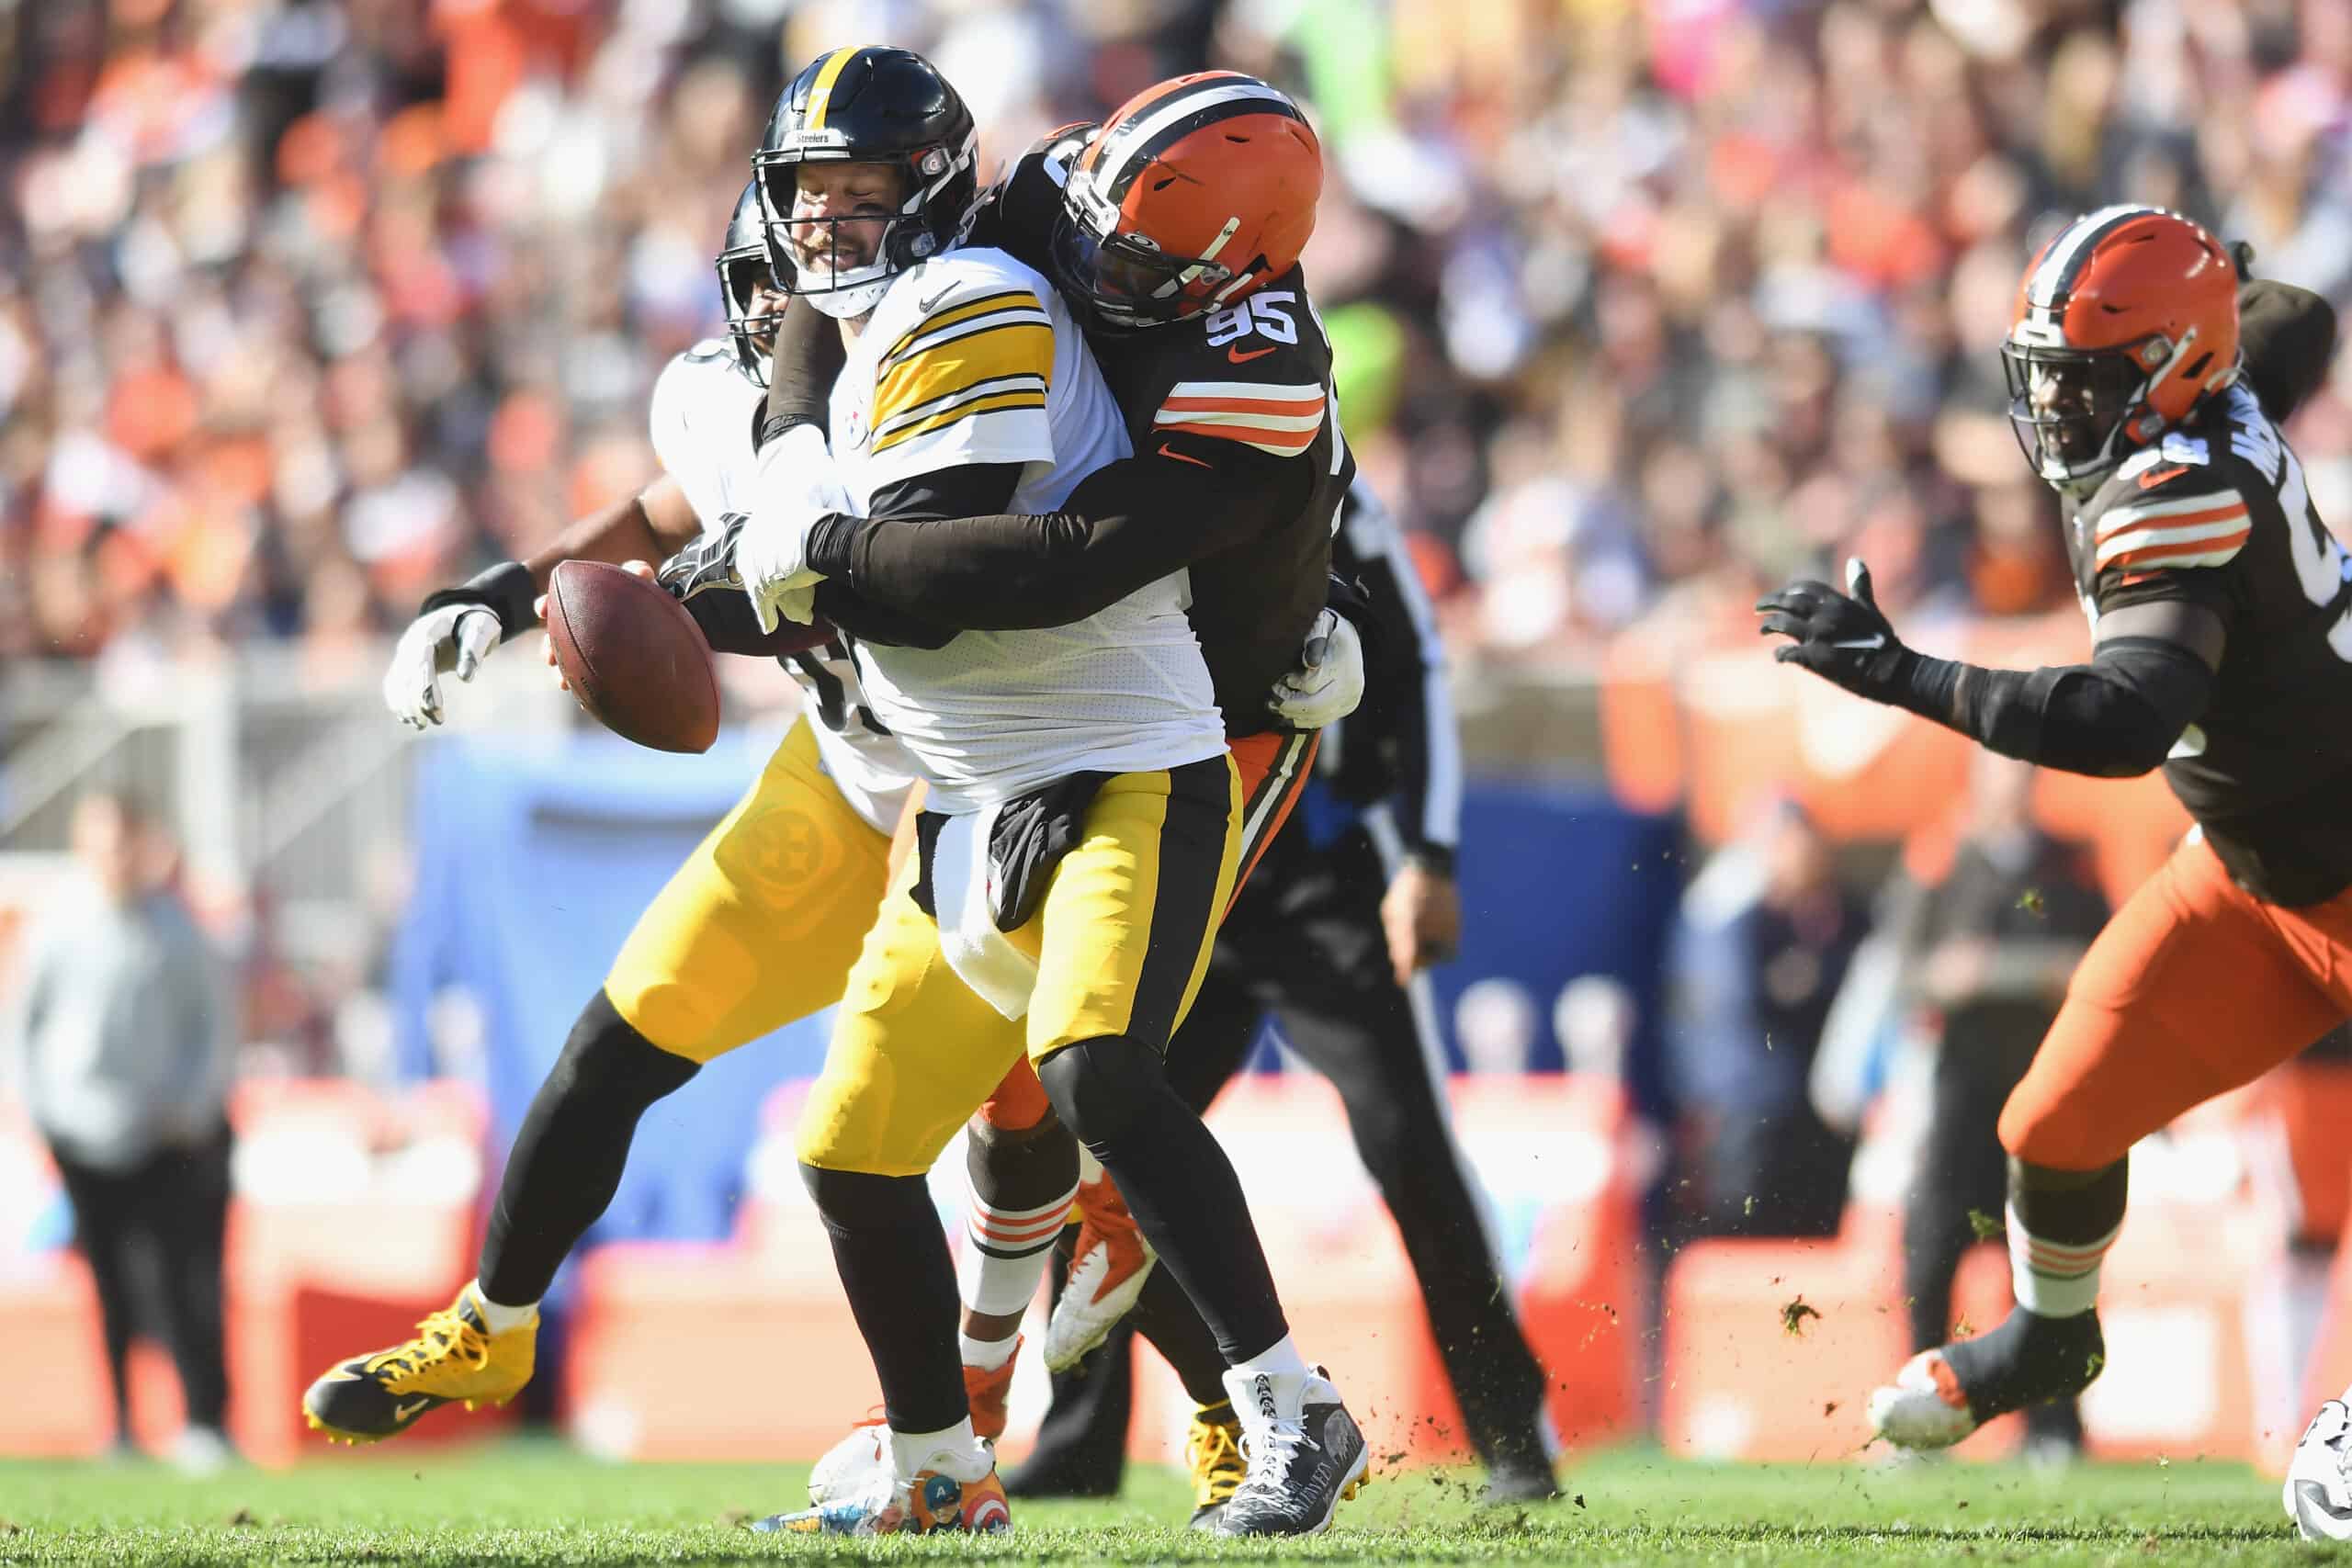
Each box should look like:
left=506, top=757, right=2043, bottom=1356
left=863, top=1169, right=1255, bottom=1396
left=2239, top=279, right=2338, bottom=426
left=758, top=299, right=843, bottom=449
left=420, top=560, right=537, bottom=639
left=1889, top=636, right=2215, bottom=778
left=804, top=443, right=1302, bottom=631
left=1326, top=486, right=1458, bottom=869
left=800, top=463, right=1028, bottom=649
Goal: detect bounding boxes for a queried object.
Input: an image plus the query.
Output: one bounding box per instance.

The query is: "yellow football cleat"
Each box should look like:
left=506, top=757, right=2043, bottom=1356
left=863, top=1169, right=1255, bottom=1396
left=1184, top=1400, right=1249, bottom=1531
left=300, top=1284, right=536, bottom=1443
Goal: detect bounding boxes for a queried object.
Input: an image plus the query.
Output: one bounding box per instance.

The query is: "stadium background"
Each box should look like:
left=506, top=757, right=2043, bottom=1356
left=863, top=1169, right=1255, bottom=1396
left=3, top=0, right=2351, bottom=1480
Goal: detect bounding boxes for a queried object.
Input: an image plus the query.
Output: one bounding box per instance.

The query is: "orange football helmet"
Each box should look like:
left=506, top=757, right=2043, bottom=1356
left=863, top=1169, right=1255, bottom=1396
left=1053, top=71, right=1322, bottom=329
left=2004, top=205, right=2241, bottom=490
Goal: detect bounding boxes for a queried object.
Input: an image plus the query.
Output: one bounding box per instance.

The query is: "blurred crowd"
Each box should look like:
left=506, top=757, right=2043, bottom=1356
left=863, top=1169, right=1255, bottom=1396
left=6, top=0, right=2350, bottom=682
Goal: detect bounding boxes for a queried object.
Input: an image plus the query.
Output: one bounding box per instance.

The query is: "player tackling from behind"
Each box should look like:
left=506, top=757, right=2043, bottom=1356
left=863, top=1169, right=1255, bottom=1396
left=1758, top=208, right=2352, bottom=1494
left=710, top=47, right=1370, bottom=1536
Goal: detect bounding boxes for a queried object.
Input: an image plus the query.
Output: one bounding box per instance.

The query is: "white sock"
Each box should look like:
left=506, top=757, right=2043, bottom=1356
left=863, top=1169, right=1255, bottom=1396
left=2005, top=1204, right=2118, bottom=1318
left=467, top=1279, right=538, bottom=1332
left=1229, top=1333, right=1310, bottom=1382
left=960, top=1187, right=1072, bottom=1316
left=959, top=1331, right=1019, bottom=1371
left=890, top=1417, right=988, bottom=1483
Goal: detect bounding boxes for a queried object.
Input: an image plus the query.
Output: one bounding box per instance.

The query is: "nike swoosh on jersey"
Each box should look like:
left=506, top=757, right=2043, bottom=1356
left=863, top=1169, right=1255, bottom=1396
left=1158, top=442, right=1214, bottom=468
left=2138, top=464, right=2189, bottom=489
left=1227, top=344, right=1277, bottom=364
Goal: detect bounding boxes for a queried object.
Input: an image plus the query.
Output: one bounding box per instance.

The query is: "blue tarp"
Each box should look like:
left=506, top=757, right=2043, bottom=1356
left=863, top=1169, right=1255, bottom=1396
left=389, top=731, right=1682, bottom=1292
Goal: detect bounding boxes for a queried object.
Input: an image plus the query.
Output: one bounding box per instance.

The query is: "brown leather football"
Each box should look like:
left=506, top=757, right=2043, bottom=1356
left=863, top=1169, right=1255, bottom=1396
left=545, top=560, right=721, bottom=754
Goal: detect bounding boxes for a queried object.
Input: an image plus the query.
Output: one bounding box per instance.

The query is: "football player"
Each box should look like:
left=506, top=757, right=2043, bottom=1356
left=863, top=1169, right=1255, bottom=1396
left=312, top=170, right=1356, bottom=1471
left=774, top=73, right=1535, bottom=1528
left=1755, top=209, right=2352, bottom=1470
left=708, top=48, right=1367, bottom=1537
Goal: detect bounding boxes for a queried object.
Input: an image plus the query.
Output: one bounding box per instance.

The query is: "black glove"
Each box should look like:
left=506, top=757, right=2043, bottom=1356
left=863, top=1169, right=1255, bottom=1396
left=1755, top=558, right=1916, bottom=702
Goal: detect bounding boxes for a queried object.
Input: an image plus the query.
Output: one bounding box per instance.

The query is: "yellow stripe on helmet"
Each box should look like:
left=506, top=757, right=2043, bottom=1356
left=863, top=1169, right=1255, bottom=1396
left=804, top=47, right=860, bottom=131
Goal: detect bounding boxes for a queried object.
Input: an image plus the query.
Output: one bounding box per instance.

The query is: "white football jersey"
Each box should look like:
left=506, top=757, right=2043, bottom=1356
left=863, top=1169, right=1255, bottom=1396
left=649, top=343, right=917, bottom=836
left=826, top=248, right=1223, bottom=813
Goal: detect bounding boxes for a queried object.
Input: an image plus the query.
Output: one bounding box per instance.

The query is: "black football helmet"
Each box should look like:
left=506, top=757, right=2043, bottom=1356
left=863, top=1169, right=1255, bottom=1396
left=751, top=46, right=980, bottom=319
left=716, top=179, right=777, bottom=386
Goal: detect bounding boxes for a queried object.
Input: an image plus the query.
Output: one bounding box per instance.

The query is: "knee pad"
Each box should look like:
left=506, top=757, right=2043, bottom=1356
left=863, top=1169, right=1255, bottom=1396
left=966, top=1107, right=1079, bottom=1215
left=555, top=990, right=701, bottom=1109
left=1035, top=1034, right=1170, bottom=1150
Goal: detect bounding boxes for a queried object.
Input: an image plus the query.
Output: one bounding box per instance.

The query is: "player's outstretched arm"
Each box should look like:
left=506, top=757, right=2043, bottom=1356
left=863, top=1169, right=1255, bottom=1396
left=1757, top=558, right=2221, bottom=779
left=799, top=436, right=1308, bottom=630
left=385, top=477, right=716, bottom=728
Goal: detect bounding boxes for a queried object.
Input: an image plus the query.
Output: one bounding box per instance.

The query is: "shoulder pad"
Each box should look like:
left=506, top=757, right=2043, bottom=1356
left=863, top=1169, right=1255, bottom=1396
left=2117, top=434, right=2211, bottom=482
left=877, top=256, right=1053, bottom=378
left=2086, top=474, right=2252, bottom=576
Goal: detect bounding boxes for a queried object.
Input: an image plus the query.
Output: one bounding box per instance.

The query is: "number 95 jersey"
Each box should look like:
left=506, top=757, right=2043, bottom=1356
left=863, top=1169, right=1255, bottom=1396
left=2068, top=379, right=2352, bottom=905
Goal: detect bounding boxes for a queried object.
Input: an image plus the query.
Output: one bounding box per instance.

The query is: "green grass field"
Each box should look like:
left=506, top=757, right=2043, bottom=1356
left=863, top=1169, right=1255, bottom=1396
left=0, top=1438, right=2320, bottom=1565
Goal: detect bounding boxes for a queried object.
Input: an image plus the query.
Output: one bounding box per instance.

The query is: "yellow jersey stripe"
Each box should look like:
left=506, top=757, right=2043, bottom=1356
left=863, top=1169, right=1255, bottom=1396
left=874, top=320, right=1055, bottom=427
left=884, top=289, right=1037, bottom=365
left=869, top=390, right=1049, bottom=454
left=804, top=48, right=859, bottom=130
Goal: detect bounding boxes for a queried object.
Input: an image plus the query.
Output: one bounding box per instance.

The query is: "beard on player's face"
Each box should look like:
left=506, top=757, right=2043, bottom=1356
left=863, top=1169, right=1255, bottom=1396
left=788, top=162, right=907, bottom=281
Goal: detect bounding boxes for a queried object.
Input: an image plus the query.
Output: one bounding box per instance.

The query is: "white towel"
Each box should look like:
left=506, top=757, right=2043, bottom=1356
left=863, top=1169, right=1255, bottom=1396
left=927, top=807, right=1040, bottom=1021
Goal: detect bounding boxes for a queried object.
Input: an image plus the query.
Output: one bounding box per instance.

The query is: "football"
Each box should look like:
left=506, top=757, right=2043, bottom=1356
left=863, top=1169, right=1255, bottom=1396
left=545, top=559, right=721, bottom=754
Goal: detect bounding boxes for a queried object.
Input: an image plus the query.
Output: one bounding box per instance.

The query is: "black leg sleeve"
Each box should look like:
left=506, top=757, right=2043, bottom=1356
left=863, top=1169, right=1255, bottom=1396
left=801, top=1162, right=967, bottom=1434
left=478, top=989, right=701, bottom=1305
left=1038, top=1033, right=1288, bottom=1364
left=1122, top=961, right=1272, bottom=1404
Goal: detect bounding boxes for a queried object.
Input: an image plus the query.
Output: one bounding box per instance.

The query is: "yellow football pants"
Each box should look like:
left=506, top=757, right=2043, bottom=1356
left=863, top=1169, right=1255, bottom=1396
left=604, top=717, right=894, bottom=1062
left=796, top=753, right=1243, bottom=1178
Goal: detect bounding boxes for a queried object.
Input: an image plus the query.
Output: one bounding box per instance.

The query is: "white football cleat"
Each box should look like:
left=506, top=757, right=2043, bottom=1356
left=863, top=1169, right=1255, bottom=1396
left=2287, top=1400, right=2352, bottom=1541
left=808, top=1416, right=891, bottom=1506
left=1868, top=1349, right=1978, bottom=1451
left=1043, top=1178, right=1157, bottom=1371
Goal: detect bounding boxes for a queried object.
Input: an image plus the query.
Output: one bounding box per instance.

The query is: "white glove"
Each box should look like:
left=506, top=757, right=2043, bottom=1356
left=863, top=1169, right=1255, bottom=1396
left=1268, top=607, right=1365, bottom=729
left=741, top=423, right=854, bottom=633
left=383, top=604, right=504, bottom=729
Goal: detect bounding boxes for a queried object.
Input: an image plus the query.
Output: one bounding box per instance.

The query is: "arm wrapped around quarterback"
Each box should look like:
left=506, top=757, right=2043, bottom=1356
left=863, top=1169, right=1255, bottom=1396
left=759, top=298, right=842, bottom=450
left=803, top=442, right=1298, bottom=630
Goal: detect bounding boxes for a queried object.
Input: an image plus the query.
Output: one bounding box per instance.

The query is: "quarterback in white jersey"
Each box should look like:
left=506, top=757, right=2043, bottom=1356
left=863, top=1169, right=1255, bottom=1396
left=724, top=44, right=1365, bottom=1543
left=819, top=244, right=1224, bottom=812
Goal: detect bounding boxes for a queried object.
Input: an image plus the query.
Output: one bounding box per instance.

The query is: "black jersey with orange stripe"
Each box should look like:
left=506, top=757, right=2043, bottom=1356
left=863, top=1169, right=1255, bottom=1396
left=2068, top=379, right=2352, bottom=904
left=976, top=143, right=1354, bottom=728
